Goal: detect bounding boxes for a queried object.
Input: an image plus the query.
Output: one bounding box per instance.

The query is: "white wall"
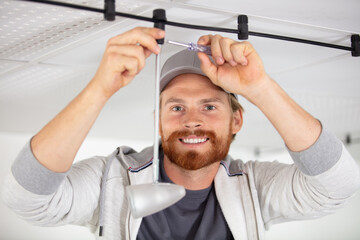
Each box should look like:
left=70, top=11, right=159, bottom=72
left=1, top=132, right=359, bottom=240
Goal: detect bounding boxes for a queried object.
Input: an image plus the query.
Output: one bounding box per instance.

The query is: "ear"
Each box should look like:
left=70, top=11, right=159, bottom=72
left=231, top=109, right=243, bottom=134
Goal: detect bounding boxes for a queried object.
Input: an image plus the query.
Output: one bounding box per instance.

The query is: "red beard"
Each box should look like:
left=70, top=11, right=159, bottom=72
left=161, top=128, right=232, bottom=170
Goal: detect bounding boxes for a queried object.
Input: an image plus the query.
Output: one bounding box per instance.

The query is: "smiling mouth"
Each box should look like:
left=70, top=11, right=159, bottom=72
left=179, top=137, right=209, bottom=144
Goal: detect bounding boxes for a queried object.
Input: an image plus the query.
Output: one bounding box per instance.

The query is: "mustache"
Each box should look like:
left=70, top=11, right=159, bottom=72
left=164, top=129, right=217, bottom=142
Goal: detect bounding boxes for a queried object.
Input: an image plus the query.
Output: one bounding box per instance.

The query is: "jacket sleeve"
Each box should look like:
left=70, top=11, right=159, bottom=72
left=250, top=126, right=360, bottom=229
left=2, top=140, right=107, bottom=230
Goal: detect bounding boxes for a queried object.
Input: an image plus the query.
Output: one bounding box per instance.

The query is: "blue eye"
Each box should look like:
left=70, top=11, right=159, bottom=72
left=204, top=105, right=216, bottom=111
left=172, top=106, right=183, bottom=111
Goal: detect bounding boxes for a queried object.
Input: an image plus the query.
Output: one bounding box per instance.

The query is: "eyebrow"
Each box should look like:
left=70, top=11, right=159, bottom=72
left=164, top=97, right=185, bottom=105
left=199, top=98, right=224, bottom=104
left=164, top=97, right=224, bottom=105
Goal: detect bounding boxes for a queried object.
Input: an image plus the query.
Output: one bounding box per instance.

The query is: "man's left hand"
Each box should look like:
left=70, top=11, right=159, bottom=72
left=197, top=35, right=269, bottom=101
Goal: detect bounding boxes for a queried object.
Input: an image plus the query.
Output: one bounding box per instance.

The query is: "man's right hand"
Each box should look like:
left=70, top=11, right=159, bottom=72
left=90, top=27, right=165, bottom=99
left=31, top=27, right=164, bottom=173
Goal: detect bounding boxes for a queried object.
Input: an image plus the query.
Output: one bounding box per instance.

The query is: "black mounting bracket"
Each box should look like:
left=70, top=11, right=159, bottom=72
left=237, top=15, right=248, bottom=40
left=153, top=9, right=167, bottom=45
left=351, top=34, right=360, bottom=57
left=104, top=0, right=115, bottom=21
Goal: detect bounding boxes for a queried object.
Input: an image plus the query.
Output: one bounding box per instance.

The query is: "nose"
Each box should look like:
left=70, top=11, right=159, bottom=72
left=182, top=110, right=203, bottom=130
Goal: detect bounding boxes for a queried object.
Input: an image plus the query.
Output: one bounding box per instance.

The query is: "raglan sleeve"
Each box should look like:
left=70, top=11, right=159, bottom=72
left=250, top=126, right=360, bottom=229
left=2, top=140, right=107, bottom=230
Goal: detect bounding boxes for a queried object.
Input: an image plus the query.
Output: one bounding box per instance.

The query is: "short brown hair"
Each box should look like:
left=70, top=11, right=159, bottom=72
left=228, top=94, right=244, bottom=141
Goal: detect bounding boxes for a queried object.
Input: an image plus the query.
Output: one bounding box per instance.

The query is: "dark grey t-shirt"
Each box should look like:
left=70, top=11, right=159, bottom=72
left=137, top=153, right=234, bottom=240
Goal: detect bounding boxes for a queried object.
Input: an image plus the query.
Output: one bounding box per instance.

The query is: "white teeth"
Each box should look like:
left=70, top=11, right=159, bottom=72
left=182, top=138, right=207, bottom=144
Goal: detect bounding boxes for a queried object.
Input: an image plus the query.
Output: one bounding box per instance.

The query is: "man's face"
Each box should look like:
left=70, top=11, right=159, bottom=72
left=160, top=73, right=242, bottom=170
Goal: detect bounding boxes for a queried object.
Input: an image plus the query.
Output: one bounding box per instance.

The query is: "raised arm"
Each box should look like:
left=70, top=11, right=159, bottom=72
left=197, top=35, right=320, bottom=151
left=197, top=34, right=360, bottom=226
left=31, top=27, right=164, bottom=172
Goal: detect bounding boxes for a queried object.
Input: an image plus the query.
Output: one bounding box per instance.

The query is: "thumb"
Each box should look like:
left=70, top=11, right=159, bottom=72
left=197, top=52, right=219, bottom=86
left=144, top=48, right=153, bottom=58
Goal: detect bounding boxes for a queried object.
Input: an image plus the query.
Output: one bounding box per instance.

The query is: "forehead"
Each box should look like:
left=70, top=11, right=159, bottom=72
left=161, top=73, right=227, bottom=100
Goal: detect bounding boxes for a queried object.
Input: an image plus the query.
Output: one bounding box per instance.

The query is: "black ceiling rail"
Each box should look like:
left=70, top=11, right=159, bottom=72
left=19, top=0, right=359, bottom=56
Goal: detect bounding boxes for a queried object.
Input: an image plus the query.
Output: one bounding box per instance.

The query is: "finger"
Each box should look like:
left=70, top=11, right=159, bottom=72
left=197, top=35, right=210, bottom=45
left=108, top=27, right=165, bottom=54
left=197, top=52, right=219, bottom=86
left=219, top=38, right=237, bottom=67
left=117, top=55, right=140, bottom=77
left=111, top=27, right=165, bottom=46
left=131, top=27, right=164, bottom=55
left=104, top=46, right=143, bottom=77
left=107, top=45, right=146, bottom=71
left=210, top=35, right=225, bottom=65
left=144, top=48, right=152, bottom=58
left=231, top=42, right=249, bottom=66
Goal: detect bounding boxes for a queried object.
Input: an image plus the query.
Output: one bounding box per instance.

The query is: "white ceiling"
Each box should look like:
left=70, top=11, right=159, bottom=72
left=0, top=0, right=359, bottom=158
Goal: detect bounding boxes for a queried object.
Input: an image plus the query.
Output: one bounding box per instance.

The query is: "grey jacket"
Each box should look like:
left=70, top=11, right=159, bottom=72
left=3, top=127, right=360, bottom=239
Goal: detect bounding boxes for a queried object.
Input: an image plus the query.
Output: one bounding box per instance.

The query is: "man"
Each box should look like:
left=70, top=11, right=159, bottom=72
left=3, top=27, right=360, bottom=239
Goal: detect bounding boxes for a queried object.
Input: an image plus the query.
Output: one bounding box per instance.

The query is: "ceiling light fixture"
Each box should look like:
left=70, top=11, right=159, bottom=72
left=125, top=8, right=186, bottom=221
